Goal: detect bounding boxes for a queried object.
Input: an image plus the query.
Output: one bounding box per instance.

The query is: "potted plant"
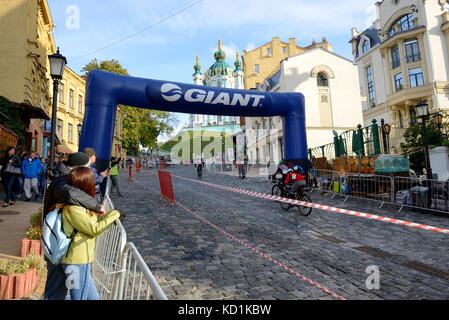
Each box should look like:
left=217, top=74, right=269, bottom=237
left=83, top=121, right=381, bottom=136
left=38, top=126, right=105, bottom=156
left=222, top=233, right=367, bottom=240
left=0, top=254, right=46, bottom=300
left=21, top=208, right=43, bottom=257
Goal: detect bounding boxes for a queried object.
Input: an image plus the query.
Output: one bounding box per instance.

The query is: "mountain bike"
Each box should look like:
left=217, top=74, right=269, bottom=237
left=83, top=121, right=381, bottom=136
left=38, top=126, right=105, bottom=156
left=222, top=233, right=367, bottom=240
left=271, top=180, right=312, bottom=216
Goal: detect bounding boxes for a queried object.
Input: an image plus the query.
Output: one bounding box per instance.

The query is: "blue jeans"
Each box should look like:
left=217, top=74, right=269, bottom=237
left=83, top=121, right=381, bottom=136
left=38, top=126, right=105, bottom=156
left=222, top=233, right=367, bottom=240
left=5, top=175, right=21, bottom=203
left=44, top=258, right=70, bottom=300
left=62, top=263, right=100, bottom=300
left=38, top=175, right=46, bottom=194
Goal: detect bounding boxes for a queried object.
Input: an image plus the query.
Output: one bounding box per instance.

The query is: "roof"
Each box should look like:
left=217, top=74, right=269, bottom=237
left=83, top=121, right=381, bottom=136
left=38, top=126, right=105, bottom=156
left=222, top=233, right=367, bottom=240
left=13, top=102, right=50, bottom=120
left=284, top=47, right=355, bottom=65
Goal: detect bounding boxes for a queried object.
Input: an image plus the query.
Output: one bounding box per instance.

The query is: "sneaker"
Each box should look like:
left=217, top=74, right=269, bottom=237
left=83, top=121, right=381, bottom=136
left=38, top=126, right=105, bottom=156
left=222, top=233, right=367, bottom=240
left=9, top=201, right=15, bottom=206
left=25, top=197, right=31, bottom=202
left=2, top=202, right=8, bottom=208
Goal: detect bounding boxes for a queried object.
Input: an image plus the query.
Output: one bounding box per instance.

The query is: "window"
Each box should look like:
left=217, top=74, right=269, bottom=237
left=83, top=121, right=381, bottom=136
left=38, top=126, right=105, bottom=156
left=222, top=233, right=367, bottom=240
left=282, top=47, right=287, bottom=54
left=254, top=64, right=259, bottom=74
left=394, top=73, right=403, bottom=91
left=57, top=119, right=62, bottom=137
left=317, top=72, right=328, bottom=87
left=68, top=123, right=73, bottom=143
left=366, top=66, right=375, bottom=107
left=391, top=46, right=400, bottom=69
left=69, top=89, right=74, bottom=109
left=78, top=95, right=83, bottom=113
left=409, top=106, right=418, bottom=124
left=398, top=111, right=404, bottom=128
left=408, top=67, right=424, bottom=88
left=58, top=83, right=64, bottom=103
left=404, top=39, right=420, bottom=63
left=363, top=40, right=370, bottom=53
left=267, top=48, right=271, bottom=56
left=389, top=14, right=415, bottom=37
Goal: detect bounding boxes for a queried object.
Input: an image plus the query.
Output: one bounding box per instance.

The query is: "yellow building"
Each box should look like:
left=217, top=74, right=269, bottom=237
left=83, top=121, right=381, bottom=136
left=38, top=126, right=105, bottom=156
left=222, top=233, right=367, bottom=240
left=0, top=0, right=56, bottom=154
left=242, top=37, right=332, bottom=90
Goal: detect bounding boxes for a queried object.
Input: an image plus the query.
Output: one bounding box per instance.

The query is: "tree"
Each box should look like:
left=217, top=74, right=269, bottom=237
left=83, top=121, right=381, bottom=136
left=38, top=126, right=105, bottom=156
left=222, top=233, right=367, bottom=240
left=81, top=59, right=177, bottom=155
left=400, top=111, right=449, bottom=172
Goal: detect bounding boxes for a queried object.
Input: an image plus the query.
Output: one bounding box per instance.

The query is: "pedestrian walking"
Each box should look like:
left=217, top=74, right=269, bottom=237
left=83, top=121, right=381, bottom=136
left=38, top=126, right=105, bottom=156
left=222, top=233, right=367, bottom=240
left=83, top=147, right=110, bottom=204
left=43, top=152, right=105, bottom=300
left=1, top=147, right=22, bottom=207
left=61, top=166, right=120, bottom=300
left=21, top=151, right=42, bottom=201
left=38, top=157, right=47, bottom=197
left=109, top=156, right=122, bottom=197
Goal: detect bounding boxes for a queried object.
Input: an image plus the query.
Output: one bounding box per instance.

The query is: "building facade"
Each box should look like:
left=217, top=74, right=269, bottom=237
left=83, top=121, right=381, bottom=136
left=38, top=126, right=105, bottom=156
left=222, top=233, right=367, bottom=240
left=349, top=0, right=449, bottom=131
left=0, top=0, right=56, bottom=155
left=245, top=48, right=364, bottom=164
left=189, top=40, right=243, bottom=132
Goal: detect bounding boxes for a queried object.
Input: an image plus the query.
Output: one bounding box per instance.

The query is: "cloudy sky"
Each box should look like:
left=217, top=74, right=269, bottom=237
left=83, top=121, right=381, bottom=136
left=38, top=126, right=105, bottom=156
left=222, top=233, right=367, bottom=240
left=47, top=0, right=377, bottom=136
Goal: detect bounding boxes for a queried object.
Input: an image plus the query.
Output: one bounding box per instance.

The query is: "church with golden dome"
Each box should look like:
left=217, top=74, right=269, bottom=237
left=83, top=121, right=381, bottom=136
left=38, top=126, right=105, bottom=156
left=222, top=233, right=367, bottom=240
left=189, top=39, right=244, bottom=130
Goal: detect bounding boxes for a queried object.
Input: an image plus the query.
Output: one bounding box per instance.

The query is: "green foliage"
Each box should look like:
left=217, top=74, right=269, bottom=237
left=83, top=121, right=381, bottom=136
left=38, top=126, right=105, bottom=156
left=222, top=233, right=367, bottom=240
left=81, top=59, right=177, bottom=155
left=400, top=111, right=449, bottom=171
left=0, top=96, right=26, bottom=149
left=0, top=255, right=46, bottom=275
left=25, top=226, right=42, bottom=240
left=29, top=208, right=42, bottom=227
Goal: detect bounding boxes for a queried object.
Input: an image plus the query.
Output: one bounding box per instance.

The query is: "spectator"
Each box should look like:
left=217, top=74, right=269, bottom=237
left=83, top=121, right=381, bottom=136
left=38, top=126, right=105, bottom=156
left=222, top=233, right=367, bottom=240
left=61, top=167, right=120, bottom=300
left=2, top=147, right=22, bottom=207
left=109, top=156, right=122, bottom=197
left=38, top=157, right=47, bottom=197
left=21, top=151, right=42, bottom=201
left=82, top=147, right=110, bottom=204
left=43, top=152, right=105, bottom=300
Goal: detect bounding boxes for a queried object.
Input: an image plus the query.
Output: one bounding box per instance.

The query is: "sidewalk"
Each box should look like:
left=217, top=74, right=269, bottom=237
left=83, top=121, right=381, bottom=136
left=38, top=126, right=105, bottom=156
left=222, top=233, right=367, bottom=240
left=0, top=194, right=46, bottom=300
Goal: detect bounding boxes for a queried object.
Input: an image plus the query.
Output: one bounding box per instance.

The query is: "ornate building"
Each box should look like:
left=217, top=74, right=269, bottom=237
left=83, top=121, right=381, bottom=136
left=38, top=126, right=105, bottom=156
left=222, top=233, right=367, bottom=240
left=189, top=40, right=244, bottom=132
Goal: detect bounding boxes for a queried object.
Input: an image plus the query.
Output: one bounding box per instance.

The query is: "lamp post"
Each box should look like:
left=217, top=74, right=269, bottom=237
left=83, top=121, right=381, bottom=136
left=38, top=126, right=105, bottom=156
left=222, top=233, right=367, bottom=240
left=77, top=123, right=82, bottom=146
left=384, top=122, right=391, bottom=154
left=415, top=100, right=432, bottom=180
left=433, top=112, right=443, bottom=142
left=380, top=119, right=387, bottom=154
left=48, top=48, right=67, bottom=175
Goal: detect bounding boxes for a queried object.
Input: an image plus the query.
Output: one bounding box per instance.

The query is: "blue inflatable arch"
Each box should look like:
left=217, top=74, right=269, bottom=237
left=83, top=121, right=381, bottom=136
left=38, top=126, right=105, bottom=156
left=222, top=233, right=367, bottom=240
left=79, top=70, right=309, bottom=172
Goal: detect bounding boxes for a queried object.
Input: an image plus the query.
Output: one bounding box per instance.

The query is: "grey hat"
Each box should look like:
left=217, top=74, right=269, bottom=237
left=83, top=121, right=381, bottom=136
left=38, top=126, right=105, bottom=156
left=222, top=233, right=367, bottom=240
left=66, top=152, right=90, bottom=168
left=82, top=147, right=96, bottom=158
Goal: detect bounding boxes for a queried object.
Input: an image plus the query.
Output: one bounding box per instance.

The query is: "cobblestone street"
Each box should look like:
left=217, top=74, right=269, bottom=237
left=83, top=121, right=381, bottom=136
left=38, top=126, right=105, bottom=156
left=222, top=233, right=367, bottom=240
left=114, top=166, right=449, bottom=300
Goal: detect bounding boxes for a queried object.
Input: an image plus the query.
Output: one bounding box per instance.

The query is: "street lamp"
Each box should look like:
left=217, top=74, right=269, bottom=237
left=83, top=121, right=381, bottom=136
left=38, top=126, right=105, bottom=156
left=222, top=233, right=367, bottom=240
left=414, top=100, right=432, bottom=180
left=77, top=123, right=82, bottom=146
left=382, top=120, right=391, bottom=153
left=433, top=112, right=443, bottom=141
left=48, top=48, right=67, bottom=175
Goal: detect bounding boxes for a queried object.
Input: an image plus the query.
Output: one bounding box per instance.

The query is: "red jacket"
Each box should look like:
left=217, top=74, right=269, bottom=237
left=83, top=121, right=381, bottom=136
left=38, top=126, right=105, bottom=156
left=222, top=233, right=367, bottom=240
left=284, top=172, right=305, bottom=184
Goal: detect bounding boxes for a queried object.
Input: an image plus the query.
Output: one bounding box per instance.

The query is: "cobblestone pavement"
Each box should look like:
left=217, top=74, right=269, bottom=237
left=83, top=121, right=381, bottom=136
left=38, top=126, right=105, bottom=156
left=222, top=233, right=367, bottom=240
left=113, top=166, right=449, bottom=300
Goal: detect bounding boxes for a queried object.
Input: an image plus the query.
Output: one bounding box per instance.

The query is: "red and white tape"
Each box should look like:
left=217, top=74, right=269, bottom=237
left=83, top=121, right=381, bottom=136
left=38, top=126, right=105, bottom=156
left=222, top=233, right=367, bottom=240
left=171, top=174, right=449, bottom=236
left=132, top=178, right=346, bottom=300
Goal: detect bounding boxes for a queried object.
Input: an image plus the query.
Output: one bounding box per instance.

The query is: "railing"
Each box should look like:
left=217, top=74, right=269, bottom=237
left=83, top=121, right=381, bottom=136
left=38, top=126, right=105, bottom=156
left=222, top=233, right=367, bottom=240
left=308, top=169, right=449, bottom=214
left=92, top=178, right=168, bottom=300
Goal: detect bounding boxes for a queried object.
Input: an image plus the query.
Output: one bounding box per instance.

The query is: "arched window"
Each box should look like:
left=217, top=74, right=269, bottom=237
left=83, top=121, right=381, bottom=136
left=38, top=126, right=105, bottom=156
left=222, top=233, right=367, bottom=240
left=363, top=39, right=370, bottom=53
left=317, top=72, right=329, bottom=87
left=389, top=14, right=414, bottom=37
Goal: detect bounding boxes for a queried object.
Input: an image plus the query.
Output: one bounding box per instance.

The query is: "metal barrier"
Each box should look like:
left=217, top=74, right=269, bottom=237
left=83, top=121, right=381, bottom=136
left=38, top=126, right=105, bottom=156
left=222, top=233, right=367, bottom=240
left=308, top=169, right=449, bottom=214
left=92, top=178, right=168, bottom=300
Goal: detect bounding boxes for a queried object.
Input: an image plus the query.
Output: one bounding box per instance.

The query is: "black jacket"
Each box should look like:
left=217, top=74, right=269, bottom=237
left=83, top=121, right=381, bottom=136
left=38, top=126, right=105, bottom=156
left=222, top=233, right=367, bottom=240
left=43, top=161, right=101, bottom=217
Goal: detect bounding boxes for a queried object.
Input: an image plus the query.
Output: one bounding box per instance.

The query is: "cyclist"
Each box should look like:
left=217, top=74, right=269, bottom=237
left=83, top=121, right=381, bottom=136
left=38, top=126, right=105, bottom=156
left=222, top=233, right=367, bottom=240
left=283, top=165, right=306, bottom=198
left=195, top=158, right=204, bottom=179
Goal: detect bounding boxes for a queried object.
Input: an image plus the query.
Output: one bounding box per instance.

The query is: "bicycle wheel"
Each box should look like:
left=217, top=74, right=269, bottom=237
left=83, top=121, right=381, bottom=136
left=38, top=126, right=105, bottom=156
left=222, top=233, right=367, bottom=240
left=272, top=184, right=290, bottom=211
left=297, top=194, right=312, bottom=216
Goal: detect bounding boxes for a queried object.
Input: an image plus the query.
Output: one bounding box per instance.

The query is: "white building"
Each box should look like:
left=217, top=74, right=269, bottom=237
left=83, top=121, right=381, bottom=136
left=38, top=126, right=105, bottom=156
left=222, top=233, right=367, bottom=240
left=349, top=0, right=449, bottom=129
left=245, top=47, right=364, bottom=164
left=189, top=39, right=244, bottom=131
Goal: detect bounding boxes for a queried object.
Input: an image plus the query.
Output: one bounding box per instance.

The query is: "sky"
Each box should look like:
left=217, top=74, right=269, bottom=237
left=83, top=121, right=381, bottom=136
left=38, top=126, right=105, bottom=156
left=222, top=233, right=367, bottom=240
left=47, top=0, right=378, bottom=140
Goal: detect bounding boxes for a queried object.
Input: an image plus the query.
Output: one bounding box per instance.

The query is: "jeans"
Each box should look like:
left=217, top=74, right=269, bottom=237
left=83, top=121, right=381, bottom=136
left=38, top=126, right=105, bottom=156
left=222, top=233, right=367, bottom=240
left=62, top=263, right=100, bottom=300
left=5, top=175, right=20, bottom=203
left=44, top=257, right=70, bottom=300
left=38, top=175, right=46, bottom=195
left=110, top=175, right=122, bottom=195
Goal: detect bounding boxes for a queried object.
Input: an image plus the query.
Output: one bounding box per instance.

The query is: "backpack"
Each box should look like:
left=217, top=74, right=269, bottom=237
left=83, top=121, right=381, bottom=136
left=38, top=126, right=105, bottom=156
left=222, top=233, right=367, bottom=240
left=41, top=207, right=77, bottom=265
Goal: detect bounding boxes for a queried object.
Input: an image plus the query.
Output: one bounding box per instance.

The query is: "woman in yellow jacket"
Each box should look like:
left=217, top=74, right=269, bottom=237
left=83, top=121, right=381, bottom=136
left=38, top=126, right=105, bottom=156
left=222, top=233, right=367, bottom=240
left=61, top=167, right=120, bottom=300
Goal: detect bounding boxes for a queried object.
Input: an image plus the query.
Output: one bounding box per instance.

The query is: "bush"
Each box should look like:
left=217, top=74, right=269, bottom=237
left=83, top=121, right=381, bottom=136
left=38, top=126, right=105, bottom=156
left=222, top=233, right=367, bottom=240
left=0, top=255, right=46, bottom=276
left=29, top=208, right=42, bottom=227
left=25, top=225, right=42, bottom=240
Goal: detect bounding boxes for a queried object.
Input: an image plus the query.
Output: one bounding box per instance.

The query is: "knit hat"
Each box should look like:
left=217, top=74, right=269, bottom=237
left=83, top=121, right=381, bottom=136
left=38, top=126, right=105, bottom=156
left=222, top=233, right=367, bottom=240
left=66, top=152, right=90, bottom=168
left=82, top=147, right=96, bottom=158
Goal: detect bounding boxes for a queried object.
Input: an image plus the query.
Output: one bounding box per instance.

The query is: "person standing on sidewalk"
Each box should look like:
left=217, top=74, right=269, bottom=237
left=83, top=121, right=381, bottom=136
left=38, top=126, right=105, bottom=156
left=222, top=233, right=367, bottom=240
left=21, top=151, right=42, bottom=201
left=38, top=157, right=47, bottom=197
left=62, top=166, right=120, bottom=300
left=109, top=156, right=122, bottom=197
left=82, top=147, right=110, bottom=204
left=43, top=152, right=106, bottom=300
left=1, top=147, right=22, bottom=207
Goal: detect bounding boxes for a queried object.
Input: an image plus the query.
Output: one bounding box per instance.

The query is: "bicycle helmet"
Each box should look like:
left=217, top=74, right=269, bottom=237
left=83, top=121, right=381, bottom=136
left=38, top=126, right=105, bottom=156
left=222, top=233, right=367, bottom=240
left=293, top=165, right=304, bottom=174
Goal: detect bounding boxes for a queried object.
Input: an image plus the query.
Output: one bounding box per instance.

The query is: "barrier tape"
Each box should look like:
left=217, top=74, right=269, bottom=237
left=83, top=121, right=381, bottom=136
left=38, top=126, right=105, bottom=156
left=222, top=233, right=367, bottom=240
left=132, top=178, right=346, bottom=300
left=171, top=174, right=449, bottom=236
